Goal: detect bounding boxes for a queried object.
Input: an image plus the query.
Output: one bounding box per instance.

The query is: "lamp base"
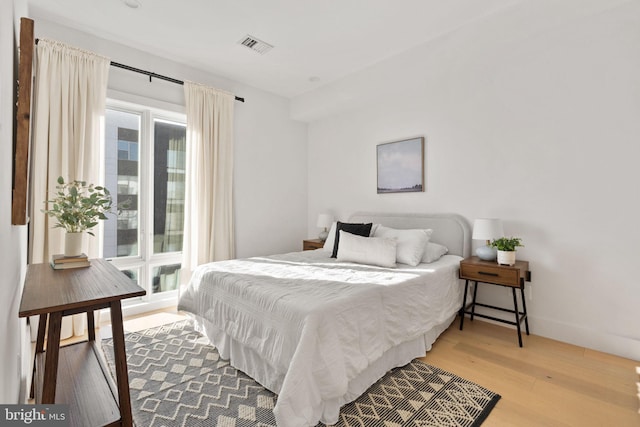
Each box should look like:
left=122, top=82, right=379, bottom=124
left=476, top=245, right=497, bottom=261
left=318, top=229, right=329, bottom=241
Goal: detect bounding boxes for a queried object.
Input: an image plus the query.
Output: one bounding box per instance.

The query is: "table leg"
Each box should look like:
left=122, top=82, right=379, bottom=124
left=30, top=314, right=48, bottom=399
left=110, top=300, right=133, bottom=427
left=459, top=279, right=470, bottom=330
left=512, top=288, right=523, bottom=347
left=41, top=312, right=62, bottom=403
left=470, top=281, right=479, bottom=321
left=87, top=309, right=95, bottom=341
left=520, top=285, right=530, bottom=335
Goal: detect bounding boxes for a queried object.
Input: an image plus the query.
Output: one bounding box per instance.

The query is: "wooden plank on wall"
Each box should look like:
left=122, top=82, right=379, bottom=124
left=12, top=17, right=34, bottom=225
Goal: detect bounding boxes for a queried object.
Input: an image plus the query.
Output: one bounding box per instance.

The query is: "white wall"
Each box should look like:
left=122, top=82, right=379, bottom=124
left=30, top=16, right=309, bottom=258
left=295, top=0, right=640, bottom=359
left=0, top=0, right=30, bottom=403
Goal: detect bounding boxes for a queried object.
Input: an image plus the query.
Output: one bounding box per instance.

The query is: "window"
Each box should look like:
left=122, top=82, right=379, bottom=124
left=104, top=101, right=186, bottom=303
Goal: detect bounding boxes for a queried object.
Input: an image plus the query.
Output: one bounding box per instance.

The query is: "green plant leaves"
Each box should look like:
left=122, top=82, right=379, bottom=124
left=42, top=176, right=115, bottom=234
left=489, top=237, right=524, bottom=251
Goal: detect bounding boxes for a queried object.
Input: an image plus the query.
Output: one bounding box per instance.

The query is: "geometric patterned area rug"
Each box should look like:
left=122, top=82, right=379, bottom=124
left=102, top=320, right=500, bottom=427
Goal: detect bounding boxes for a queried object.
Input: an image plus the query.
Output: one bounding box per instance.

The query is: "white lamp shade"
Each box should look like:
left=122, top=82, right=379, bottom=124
left=316, top=213, right=334, bottom=229
left=472, top=218, right=504, bottom=240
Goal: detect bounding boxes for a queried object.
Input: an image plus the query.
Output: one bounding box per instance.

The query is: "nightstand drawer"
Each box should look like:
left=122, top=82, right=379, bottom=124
left=460, top=263, right=521, bottom=287
left=303, top=239, right=324, bottom=251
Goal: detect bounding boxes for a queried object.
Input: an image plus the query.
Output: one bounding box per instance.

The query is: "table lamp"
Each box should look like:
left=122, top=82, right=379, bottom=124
left=317, top=213, right=334, bottom=241
left=472, top=218, right=503, bottom=261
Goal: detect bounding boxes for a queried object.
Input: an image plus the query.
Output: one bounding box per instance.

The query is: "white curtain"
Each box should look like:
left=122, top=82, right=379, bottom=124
left=182, top=81, right=235, bottom=275
left=29, top=39, right=110, bottom=336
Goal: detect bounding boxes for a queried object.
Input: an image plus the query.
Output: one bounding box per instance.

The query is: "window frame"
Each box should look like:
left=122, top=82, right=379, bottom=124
left=104, top=98, right=187, bottom=306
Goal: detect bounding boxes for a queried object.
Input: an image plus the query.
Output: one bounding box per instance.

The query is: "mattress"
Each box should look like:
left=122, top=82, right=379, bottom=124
left=178, top=249, right=464, bottom=426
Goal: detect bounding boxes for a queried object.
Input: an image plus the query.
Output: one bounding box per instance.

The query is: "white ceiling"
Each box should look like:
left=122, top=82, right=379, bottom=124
left=27, top=0, right=521, bottom=98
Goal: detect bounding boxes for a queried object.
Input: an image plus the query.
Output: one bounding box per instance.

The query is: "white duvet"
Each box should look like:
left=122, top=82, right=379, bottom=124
left=178, top=250, right=463, bottom=426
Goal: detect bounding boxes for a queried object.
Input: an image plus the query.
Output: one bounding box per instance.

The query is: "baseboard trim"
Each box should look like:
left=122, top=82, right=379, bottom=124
left=531, top=316, right=640, bottom=361
left=464, top=306, right=640, bottom=360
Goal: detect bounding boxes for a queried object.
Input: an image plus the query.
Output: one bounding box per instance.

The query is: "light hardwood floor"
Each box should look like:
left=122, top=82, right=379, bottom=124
left=421, top=319, right=639, bottom=427
left=87, top=309, right=639, bottom=427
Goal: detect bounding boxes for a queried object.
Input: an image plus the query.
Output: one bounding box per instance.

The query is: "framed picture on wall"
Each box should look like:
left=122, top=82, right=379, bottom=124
left=377, top=137, right=424, bottom=193
left=12, top=18, right=35, bottom=225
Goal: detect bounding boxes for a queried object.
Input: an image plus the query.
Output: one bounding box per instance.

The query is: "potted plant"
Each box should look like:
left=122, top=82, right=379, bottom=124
left=42, top=176, right=116, bottom=257
left=489, top=237, right=524, bottom=266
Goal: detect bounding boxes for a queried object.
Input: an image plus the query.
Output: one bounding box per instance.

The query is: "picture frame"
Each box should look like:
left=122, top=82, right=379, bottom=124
left=377, top=137, right=424, bottom=194
left=12, top=18, right=34, bottom=225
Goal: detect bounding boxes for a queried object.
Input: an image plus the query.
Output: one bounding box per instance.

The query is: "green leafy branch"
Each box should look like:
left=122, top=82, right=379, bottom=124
left=42, top=176, right=116, bottom=236
left=489, top=237, right=524, bottom=252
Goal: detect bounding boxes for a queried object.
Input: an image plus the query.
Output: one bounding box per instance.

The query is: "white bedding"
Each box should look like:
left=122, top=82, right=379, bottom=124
left=178, top=249, right=464, bottom=427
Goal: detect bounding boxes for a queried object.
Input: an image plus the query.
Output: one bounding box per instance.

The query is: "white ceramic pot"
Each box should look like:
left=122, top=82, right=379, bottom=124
left=64, top=232, right=84, bottom=257
left=497, top=250, right=516, bottom=266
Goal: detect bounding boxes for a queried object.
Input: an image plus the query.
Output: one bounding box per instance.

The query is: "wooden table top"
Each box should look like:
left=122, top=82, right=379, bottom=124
left=19, top=258, right=146, bottom=317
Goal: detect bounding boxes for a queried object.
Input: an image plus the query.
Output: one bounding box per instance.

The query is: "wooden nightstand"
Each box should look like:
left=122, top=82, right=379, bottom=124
left=303, top=239, right=325, bottom=251
left=459, top=256, right=531, bottom=347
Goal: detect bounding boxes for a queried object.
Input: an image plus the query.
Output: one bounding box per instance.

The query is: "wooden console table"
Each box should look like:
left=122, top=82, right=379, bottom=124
left=19, top=259, right=145, bottom=427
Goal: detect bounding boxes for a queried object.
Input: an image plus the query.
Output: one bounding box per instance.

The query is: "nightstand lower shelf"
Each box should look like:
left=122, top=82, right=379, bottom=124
left=459, top=280, right=529, bottom=347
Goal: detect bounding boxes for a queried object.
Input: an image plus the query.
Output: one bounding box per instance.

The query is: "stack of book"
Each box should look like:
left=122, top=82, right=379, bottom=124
left=50, top=253, right=91, bottom=270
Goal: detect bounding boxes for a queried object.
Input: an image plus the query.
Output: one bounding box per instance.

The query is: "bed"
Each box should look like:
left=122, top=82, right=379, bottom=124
left=178, top=212, right=471, bottom=426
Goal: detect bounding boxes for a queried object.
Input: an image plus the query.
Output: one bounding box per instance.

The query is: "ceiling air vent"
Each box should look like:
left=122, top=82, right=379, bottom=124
left=238, top=35, right=274, bottom=55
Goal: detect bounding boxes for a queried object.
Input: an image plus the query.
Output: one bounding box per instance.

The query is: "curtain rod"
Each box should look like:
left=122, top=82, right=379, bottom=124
left=34, top=38, right=245, bottom=103
left=111, top=62, right=245, bottom=103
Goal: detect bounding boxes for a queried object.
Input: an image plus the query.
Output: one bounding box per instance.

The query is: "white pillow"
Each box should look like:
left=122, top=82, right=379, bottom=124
left=422, top=242, right=449, bottom=263
left=336, top=231, right=397, bottom=268
left=373, top=225, right=432, bottom=266
left=322, top=222, right=381, bottom=252
left=322, top=222, right=338, bottom=252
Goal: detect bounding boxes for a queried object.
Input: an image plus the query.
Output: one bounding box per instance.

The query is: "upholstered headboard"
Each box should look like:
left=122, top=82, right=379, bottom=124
left=348, top=212, right=471, bottom=258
